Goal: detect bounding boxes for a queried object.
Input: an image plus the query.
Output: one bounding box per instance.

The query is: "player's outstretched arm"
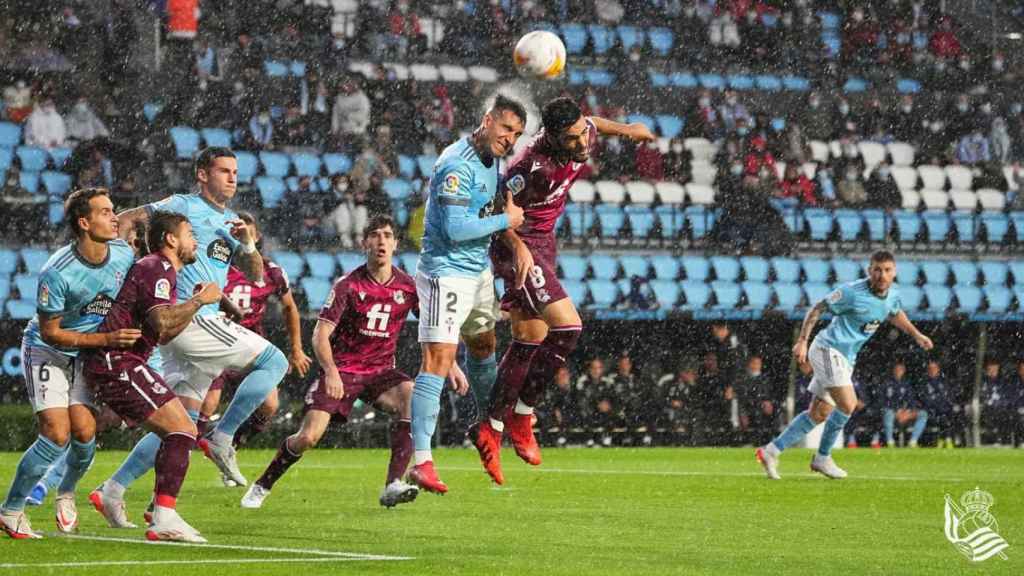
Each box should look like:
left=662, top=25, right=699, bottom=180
left=228, top=219, right=265, bottom=283
left=589, top=116, right=655, bottom=142
left=793, top=300, right=828, bottom=364
left=889, top=310, right=934, bottom=350
left=313, top=319, right=344, bottom=399
left=40, top=314, right=142, bottom=350
left=148, top=283, right=221, bottom=344
left=280, top=290, right=312, bottom=376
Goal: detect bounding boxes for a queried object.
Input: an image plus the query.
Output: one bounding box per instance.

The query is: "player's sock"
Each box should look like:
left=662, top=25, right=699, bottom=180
left=56, top=437, right=95, bottom=494
left=153, top=432, right=195, bottom=508
left=520, top=327, right=581, bottom=408
left=816, top=409, right=851, bottom=457
left=111, top=432, right=163, bottom=489
left=233, top=410, right=271, bottom=447
left=2, top=435, right=66, bottom=512
left=465, top=352, right=498, bottom=415
left=411, top=372, right=445, bottom=464
left=41, top=450, right=69, bottom=491
left=770, top=410, right=817, bottom=452
left=196, top=414, right=211, bottom=438
left=882, top=409, right=896, bottom=445
left=514, top=399, right=534, bottom=416
left=910, top=410, right=929, bottom=443
left=255, top=436, right=302, bottom=490
left=213, top=346, right=287, bottom=443
left=487, top=340, right=539, bottom=422
left=386, top=419, right=413, bottom=485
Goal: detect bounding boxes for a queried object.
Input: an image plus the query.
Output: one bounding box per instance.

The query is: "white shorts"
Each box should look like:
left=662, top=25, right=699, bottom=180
left=806, top=342, right=854, bottom=407
left=416, top=269, right=498, bottom=344
left=22, top=344, right=94, bottom=413
left=160, top=314, right=270, bottom=401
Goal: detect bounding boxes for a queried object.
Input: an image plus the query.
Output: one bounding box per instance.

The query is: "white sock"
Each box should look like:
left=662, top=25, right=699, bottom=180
left=489, top=418, right=505, bottom=432
left=104, top=480, right=126, bottom=500
left=210, top=430, right=233, bottom=447
left=764, top=443, right=780, bottom=457
left=413, top=450, right=432, bottom=466
left=514, top=399, right=534, bottom=416
left=152, top=505, right=177, bottom=524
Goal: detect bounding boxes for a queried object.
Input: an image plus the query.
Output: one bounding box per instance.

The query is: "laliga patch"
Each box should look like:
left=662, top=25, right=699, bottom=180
left=323, top=288, right=336, bottom=309
left=443, top=173, right=460, bottom=194
left=507, top=174, right=526, bottom=195
left=828, top=289, right=843, bottom=304
left=154, top=278, right=171, bottom=300
left=38, top=284, right=49, bottom=307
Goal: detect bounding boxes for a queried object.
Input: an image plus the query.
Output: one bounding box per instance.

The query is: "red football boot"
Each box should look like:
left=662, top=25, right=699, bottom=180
left=468, top=421, right=505, bottom=485
left=407, top=461, right=449, bottom=494
left=504, top=410, right=542, bottom=466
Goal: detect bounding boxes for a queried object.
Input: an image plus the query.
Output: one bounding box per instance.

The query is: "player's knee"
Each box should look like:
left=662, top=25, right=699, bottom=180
left=545, top=326, right=581, bottom=355
left=70, top=426, right=95, bottom=444
left=293, top=430, right=321, bottom=452
left=42, top=428, right=70, bottom=447
left=261, top=394, right=280, bottom=415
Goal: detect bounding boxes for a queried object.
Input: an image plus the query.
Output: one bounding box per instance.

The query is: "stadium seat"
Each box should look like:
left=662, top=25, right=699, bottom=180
left=559, top=254, right=587, bottom=281
left=383, top=178, right=413, bottom=201
left=773, top=283, right=802, bottom=310
left=684, top=138, right=715, bottom=161
left=561, top=23, right=587, bottom=54
left=16, top=146, right=47, bottom=172
left=953, top=286, right=983, bottom=313
left=337, top=252, right=364, bottom=273
left=685, top=184, right=715, bottom=206
left=169, top=126, right=200, bottom=160
left=739, top=256, right=769, bottom=283
left=843, top=77, right=868, bottom=93
left=624, top=181, right=656, bottom=204
left=861, top=209, right=886, bottom=241
left=890, top=166, right=918, bottom=191
left=654, top=205, right=683, bottom=239
left=976, top=189, right=1005, bottom=211
left=897, top=261, right=920, bottom=285
left=920, top=261, right=950, bottom=286
left=234, top=151, right=258, bottom=184
left=40, top=171, right=71, bottom=197
left=588, top=24, right=613, bottom=55
left=979, top=262, right=1008, bottom=287
left=922, top=284, right=952, bottom=312
left=802, top=258, right=831, bottom=284
left=949, top=261, right=978, bottom=286
left=727, top=74, right=755, bottom=91
left=755, top=74, right=782, bottom=92
left=617, top=25, right=645, bottom=52
left=322, top=153, right=353, bottom=175
left=920, top=189, right=949, bottom=211
left=670, top=72, right=698, bottom=88
left=831, top=258, right=861, bottom=283
left=899, top=285, right=923, bottom=310
left=587, top=279, right=619, bottom=309
left=0, top=248, right=18, bottom=275
left=595, top=180, right=626, bottom=203
left=200, top=128, right=232, bottom=148
left=255, top=176, right=286, bottom=208
left=300, top=277, right=332, bottom=310
left=625, top=205, right=656, bottom=239
left=14, top=274, right=38, bottom=301
left=710, top=256, right=740, bottom=282
left=649, top=254, right=679, bottom=280
left=291, top=153, right=322, bottom=177
left=589, top=254, right=619, bottom=280
left=984, top=286, right=1012, bottom=313
left=570, top=179, right=596, bottom=203
left=18, top=171, right=39, bottom=194
left=803, top=282, right=832, bottom=306
left=887, top=142, right=915, bottom=166
left=685, top=206, right=714, bottom=239
left=681, top=256, right=710, bottom=282
left=1010, top=261, right=1024, bottom=286
left=259, top=152, right=291, bottom=178
left=690, top=163, right=716, bottom=186
left=951, top=212, right=975, bottom=243
left=809, top=140, right=830, bottom=163
left=978, top=213, right=1008, bottom=244
left=742, top=282, right=771, bottom=310
left=0, top=277, right=8, bottom=301
left=305, top=252, right=337, bottom=279
left=647, top=27, right=674, bottom=56
left=649, top=279, right=679, bottom=308
left=1012, top=212, right=1024, bottom=243
left=711, top=281, right=741, bottom=310
left=804, top=209, right=833, bottom=241
left=899, top=189, right=921, bottom=210
left=626, top=114, right=656, bottom=133
left=264, top=60, right=289, bottom=77
left=0, top=122, right=23, bottom=148
left=857, top=142, right=886, bottom=168
left=0, top=149, right=11, bottom=173
left=20, top=248, right=48, bottom=274
left=655, top=115, right=684, bottom=139
left=892, top=210, right=922, bottom=243
left=397, top=155, right=416, bottom=179
left=619, top=255, right=649, bottom=279
left=896, top=78, right=921, bottom=94
left=565, top=204, right=595, bottom=238
left=6, top=299, right=34, bottom=320
left=922, top=211, right=951, bottom=243
left=698, top=74, right=725, bottom=91
left=680, top=281, right=711, bottom=310
left=655, top=181, right=685, bottom=204
left=770, top=257, right=800, bottom=284
left=585, top=69, right=614, bottom=86
left=945, top=165, right=973, bottom=190
left=562, top=279, right=587, bottom=305
left=949, top=190, right=977, bottom=212
left=595, top=204, right=626, bottom=238
left=48, top=200, right=63, bottom=226
left=917, top=165, right=946, bottom=189
left=834, top=209, right=863, bottom=241
left=782, top=75, right=811, bottom=91
left=400, top=253, right=419, bottom=274
left=270, top=250, right=303, bottom=280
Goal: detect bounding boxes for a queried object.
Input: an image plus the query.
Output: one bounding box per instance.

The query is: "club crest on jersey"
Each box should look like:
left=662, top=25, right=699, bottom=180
left=393, top=290, right=405, bottom=304
left=507, top=174, right=526, bottom=195
left=162, top=261, right=171, bottom=270
left=443, top=174, right=460, bottom=193
left=359, top=291, right=366, bottom=301
left=207, top=239, right=233, bottom=267
left=155, top=278, right=171, bottom=300
left=39, top=284, right=49, bottom=307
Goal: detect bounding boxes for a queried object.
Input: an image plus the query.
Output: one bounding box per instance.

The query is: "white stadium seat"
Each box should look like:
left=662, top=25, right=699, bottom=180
left=900, top=188, right=921, bottom=209
left=685, top=183, right=715, bottom=205
left=569, top=179, right=596, bottom=203
left=409, top=64, right=439, bottom=82
left=468, top=66, right=499, bottom=82
left=917, top=165, right=947, bottom=190
left=690, top=163, right=716, bottom=186
left=1003, top=165, right=1019, bottom=191
left=595, top=180, right=626, bottom=203
left=886, top=141, right=916, bottom=166
left=944, top=165, right=973, bottom=190
left=976, top=188, right=1006, bottom=211
left=919, top=189, right=949, bottom=210
left=439, top=65, right=469, bottom=82
left=809, top=140, right=830, bottom=163
left=857, top=141, right=887, bottom=169
left=891, top=166, right=918, bottom=191
left=655, top=181, right=686, bottom=204
left=801, top=162, right=818, bottom=179
left=948, top=189, right=977, bottom=211
left=625, top=181, right=656, bottom=204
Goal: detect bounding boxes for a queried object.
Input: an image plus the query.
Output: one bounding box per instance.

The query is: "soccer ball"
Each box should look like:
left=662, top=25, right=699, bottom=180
left=513, top=31, right=567, bottom=80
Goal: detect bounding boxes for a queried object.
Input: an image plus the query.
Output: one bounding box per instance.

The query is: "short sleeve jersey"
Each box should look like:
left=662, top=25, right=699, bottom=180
left=96, top=253, right=177, bottom=363
left=814, top=279, right=902, bottom=365
left=22, top=240, right=136, bottom=357
left=223, top=259, right=290, bottom=335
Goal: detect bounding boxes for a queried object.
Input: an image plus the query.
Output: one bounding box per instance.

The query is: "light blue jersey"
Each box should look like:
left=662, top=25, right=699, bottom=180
left=146, top=193, right=240, bottom=316
left=418, top=137, right=509, bottom=278
left=814, top=279, right=902, bottom=365
left=22, top=240, right=136, bottom=357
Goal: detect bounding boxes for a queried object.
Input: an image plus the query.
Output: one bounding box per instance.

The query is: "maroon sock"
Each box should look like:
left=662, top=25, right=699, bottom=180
left=520, top=327, right=582, bottom=408
left=196, top=415, right=210, bottom=438
left=386, top=419, right=413, bottom=485
left=255, top=437, right=302, bottom=490
left=233, top=411, right=271, bottom=447
left=487, top=340, right=540, bottom=422
left=154, top=432, right=195, bottom=508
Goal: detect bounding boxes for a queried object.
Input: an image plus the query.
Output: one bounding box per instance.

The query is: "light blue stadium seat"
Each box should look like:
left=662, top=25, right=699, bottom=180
left=383, top=178, right=413, bottom=201
left=949, top=261, right=978, bottom=286
left=979, top=261, right=1008, bottom=287
left=843, top=77, right=868, bottom=93
left=685, top=205, right=714, bottom=239
left=291, top=153, right=322, bottom=177
left=920, top=261, right=950, bottom=286
left=565, top=204, right=594, bottom=238
left=681, top=256, right=710, bottom=282
left=742, top=282, right=770, bottom=310
left=1009, top=212, right=1024, bottom=242
left=596, top=204, right=625, bottom=238
left=586, top=69, right=614, bottom=86
left=14, top=274, right=38, bottom=301
left=561, top=23, right=588, bottom=54
left=727, top=74, right=754, bottom=91
left=980, top=213, right=1008, bottom=244
left=235, top=151, right=259, bottom=184
left=16, top=146, right=48, bottom=172
left=200, top=128, right=232, bottom=148
left=255, top=176, right=286, bottom=208
left=655, top=205, right=683, bottom=239
left=619, top=255, right=649, bottom=279
left=803, top=282, right=832, bottom=306
left=655, top=115, right=684, bottom=139
left=805, top=208, right=833, bottom=241
left=773, top=283, right=802, bottom=310
left=649, top=71, right=670, bottom=87
left=6, top=299, right=34, bottom=320
left=0, top=249, right=18, bottom=274
left=0, top=277, right=9, bottom=300
left=568, top=69, right=585, bottom=86
left=771, top=257, right=800, bottom=283
left=626, top=114, right=656, bottom=132
left=951, top=212, right=975, bottom=243
left=834, top=209, right=863, bottom=241
left=20, top=248, right=48, bottom=274
left=264, top=60, right=289, bottom=77
left=0, top=122, right=23, bottom=148
left=1009, top=261, right=1024, bottom=286
left=142, top=102, right=163, bottom=123
left=337, top=252, right=364, bottom=273
left=625, top=205, right=655, bottom=239
left=259, top=151, right=291, bottom=178
left=923, top=284, right=952, bottom=312
left=48, top=147, right=71, bottom=169
left=670, top=72, right=699, bottom=88
left=0, top=149, right=11, bottom=172
left=860, top=209, right=886, bottom=241
left=740, top=256, right=769, bottom=282
left=559, top=254, right=587, bottom=281
left=650, top=254, right=679, bottom=280
left=270, top=251, right=304, bottom=280
left=48, top=200, right=63, bottom=226
left=711, top=281, right=741, bottom=310
left=588, top=24, right=613, bottom=55
left=893, top=210, right=922, bottom=243
left=19, top=171, right=39, bottom=194
left=832, top=258, right=861, bottom=283
left=300, top=277, right=332, bottom=310
left=649, top=279, right=679, bottom=308
left=822, top=34, right=841, bottom=58
left=698, top=74, right=725, bottom=91
left=899, top=285, right=923, bottom=310
left=647, top=27, right=674, bottom=56
left=755, top=74, right=782, bottom=92
left=323, top=153, right=352, bottom=175
left=681, top=281, right=711, bottom=310
left=710, top=256, right=740, bottom=282
left=984, top=286, right=1011, bottom=313
left=617, top=25, right=644, bottom=51
left=397, top=155, right=417, bottom=179
left=587, top=279, right=619, bottom=309
left=416, top=155, right=437, bottom=178
left=559, top=279, right=585, bottom=305
left=897, top=78, right=921, bottom=94
left=922, top=211, right=951, bottom=243
left=801, top=258, right=831, bottom=284
left=589, top=254, right=619, bottom=280
left=954, top=286, right=982, bottom=313
left=290, top=60, right=307, bottom=77
left=897, top=261, right=920, bottom=285
left=169, top=126, right=200, bottom=160
left=305, top=252, right=337, bottom=279
left=782, top=75, right=811, bottom=91
left=41, top=171, right=71, bottom=197
left=399, top=253, right=419, bottom=273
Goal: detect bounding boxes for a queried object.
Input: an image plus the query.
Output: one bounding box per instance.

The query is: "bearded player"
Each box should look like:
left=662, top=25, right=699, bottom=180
left=470, top=97, right=654, bottom=484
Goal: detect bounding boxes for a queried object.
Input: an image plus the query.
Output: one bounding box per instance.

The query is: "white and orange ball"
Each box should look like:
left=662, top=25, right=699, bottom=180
left=513, top=31, right=567, bottom=80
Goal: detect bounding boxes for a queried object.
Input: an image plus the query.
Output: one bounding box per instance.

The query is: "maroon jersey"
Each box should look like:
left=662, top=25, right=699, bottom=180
left=95, top=253, right=177, bottom=363
left=223, top=259, right=290, bottom=335
left=318, top=264, right=418, bottom=375
left=500, top=117, right=598, bottom=242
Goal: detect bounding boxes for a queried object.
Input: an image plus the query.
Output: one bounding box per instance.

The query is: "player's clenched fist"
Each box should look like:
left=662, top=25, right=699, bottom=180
left=194, top=282, right=222, bottom=305
left=505, top=191, right=525, bottom=229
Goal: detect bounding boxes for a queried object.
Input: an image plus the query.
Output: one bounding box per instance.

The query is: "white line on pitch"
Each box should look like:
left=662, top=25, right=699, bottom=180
left=0, top=558, right=392, bottom=569
left=52, top=533, right=412, bottom=561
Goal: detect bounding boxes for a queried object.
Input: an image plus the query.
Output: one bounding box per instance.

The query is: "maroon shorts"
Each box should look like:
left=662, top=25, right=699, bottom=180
left=304, top=369, right=410, bottom=423
left=83, top=352, right=178, bottom=427
left=490, top=234, right=568, bottom=319
left=209, top=369, right=245, bottom=393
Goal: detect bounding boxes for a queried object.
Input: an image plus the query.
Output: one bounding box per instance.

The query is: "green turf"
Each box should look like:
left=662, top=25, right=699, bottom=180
left=0, top=447, right=1021, bottom=575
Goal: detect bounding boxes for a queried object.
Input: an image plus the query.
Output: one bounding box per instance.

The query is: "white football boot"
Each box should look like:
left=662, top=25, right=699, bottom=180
left=379, top=480, right=419, bottom=508
left=1, top=509, right=42, bottom=539
left=810, top=454, right=848, bottom=479
left=89, top=484, right=137, bottom=528
left=755, top=444, right=781, bottom=480
left=145, top=507, right=207, bottom=543
left=240, top=483, right=270, bottom=509
left=54, top=494, right=79, bottom=533
left=206, top=437, right=247, bottom=487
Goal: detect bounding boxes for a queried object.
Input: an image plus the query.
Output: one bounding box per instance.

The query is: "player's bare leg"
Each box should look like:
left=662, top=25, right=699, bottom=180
left=410, top=342, right=457, bottom=494
left=242, top=410, right=331, bottom=509
left=373, top=381, right=419, bottom=508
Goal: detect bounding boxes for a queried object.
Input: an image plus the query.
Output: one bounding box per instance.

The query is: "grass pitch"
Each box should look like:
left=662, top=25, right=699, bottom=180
left=0, top=446, right=1021, bottom=575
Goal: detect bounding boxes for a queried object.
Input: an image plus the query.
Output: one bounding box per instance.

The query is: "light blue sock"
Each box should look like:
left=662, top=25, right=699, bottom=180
left=771, top=411, right=817, bottom=452
left=111, top=410, right=199, bottom=489
left=56, top=438, right=95, bottom=494
left=910, top=410, right=929, bottom=443
left=41, top=451, right=69, bottom=491
left=215, top=346, right=287, bottom=438
left=883, top=409, right=896, bottom=444
left=411, top=373, right=446, bottom=451
left=2, top=436, right=66, bottom=511
left=465, top=353, right=497, bottom=414
left=817, top=410, right=851, bottom=457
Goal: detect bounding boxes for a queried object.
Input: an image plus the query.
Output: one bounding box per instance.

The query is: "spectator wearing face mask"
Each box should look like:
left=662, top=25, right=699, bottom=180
left=64, top=96, right=110, bottom=145
left=837, top=164, right=868, bottom=206
left=831, top=97, right=856, bottom=140
left=24, top=96, right=66, bottom=149
left=991, top=116, right=1012, bottom=164
left=865, top=162, right=901, bottom=210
